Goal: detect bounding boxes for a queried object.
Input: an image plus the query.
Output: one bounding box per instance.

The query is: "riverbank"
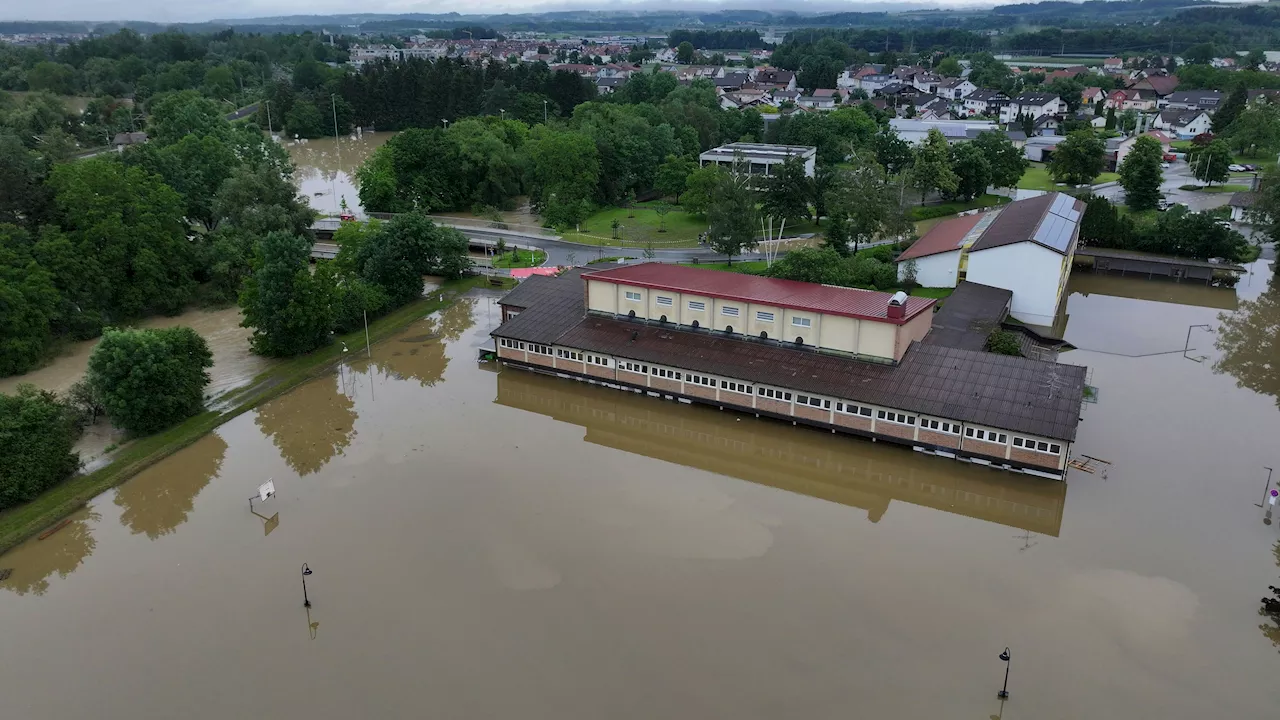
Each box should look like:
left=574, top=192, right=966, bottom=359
left=0, top=274, right=509, bottom=556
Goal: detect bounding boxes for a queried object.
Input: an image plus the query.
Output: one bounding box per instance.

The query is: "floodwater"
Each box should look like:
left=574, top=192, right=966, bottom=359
left=286, top=131, right=394, bottom=218
left=2, top=259, right=1280, bottom=718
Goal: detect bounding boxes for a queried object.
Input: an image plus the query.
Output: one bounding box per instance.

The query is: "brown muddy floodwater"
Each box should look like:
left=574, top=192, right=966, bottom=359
left=2, top=263, right=1280, bottom=719
left=287, top=131, right=394, bottom=218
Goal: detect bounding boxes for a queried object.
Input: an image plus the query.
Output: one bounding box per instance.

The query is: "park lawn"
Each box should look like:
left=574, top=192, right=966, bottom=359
left=908, top=194, right=1009, bottom=221
left=491, top=249, right=548, bottom=268
left=910, top=287, right=954, bottom=300
left=560, top=202, right=707, bottom=248
left=1179, top=183, right=1250, bottom=194
left=680, top=260, right=770, bottom=274
left=1018, top=164, right=1117, bottom=191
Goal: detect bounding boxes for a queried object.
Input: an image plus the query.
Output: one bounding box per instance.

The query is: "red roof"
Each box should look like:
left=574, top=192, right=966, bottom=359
left=897, top=213, right=985, bottom=261
left=582, top=263, right=935, bottom=324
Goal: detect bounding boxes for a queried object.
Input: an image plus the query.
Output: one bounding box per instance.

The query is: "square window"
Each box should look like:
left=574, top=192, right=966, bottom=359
left=625, top=291, right=641, bottom=302
left=791, top=316, right=812, bottom=328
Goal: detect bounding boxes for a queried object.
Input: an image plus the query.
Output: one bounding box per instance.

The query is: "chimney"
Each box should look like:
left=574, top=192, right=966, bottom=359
left=887, top=291, right=908, bottom=320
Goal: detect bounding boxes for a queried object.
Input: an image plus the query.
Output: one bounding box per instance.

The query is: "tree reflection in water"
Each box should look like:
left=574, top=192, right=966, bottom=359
left=0, top=510, right=100, bottom=596
left=254, top=374, right=357, bottom=476
left=115, top=433, right=228, bottom=539
left=1215, top=278, right=1280, bottom=408
left=1261, top=542, right=1280, bottom=652
left=370, top=298, right=475, bottom=388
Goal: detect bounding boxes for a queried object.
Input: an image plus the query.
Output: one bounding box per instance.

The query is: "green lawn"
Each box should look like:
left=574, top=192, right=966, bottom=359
left=1018, top=163, right=1118, bottom=191
left=491, top=249, right=547, bottom=268
left=910, top=287, right=954, bottom=300
left=907, top=194, right=1009, bottom=221
left=559, top=202, right=708, bottom=247
left=679, top=260, right=770, bottom=274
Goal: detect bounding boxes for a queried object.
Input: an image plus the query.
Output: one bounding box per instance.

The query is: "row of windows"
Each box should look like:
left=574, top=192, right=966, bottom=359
left=620, top=361, right=648, bottom=373
left=499, top=338, right=525, bottom=350
left=921, top=419, right=960, bottom=435
left=965, top=427, right=1008, bottom=444
left=529, top=343, right=552, bottom=355
left=720, top=380, right=750, bottom=394
left=796, top=394, right=831, bottom=410
left=587, top=354, right=610, bottom=367
left=1014, top=437, right=1062, bottom=455
left=878, top=410, right=917, bottom=426
left=556, top=349, right=582, bottom=362
left=687, top=373, right=716, bottom=387
left=620, top=291, right=818, bottom=328
left=836, top=402, right=874, bottom=417
left=653, top=367, right=682, bottom=380
left=758, top=387, right=792, bottom=401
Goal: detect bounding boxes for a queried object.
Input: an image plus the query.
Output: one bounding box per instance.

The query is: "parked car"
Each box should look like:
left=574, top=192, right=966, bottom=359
left=1161, top=162, right=1171, bottom=169
left=1163, top=153, right=1177, bottom=162
left=1243, top=164, right=1258, bottom=172
left=1228, top=164, right=1246, bottom=172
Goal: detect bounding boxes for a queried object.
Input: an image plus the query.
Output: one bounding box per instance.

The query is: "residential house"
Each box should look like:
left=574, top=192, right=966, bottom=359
left=753, top=68, right=797, bottom=91
left=936, top=77, right=977, bottom=100
left=888, top=118, right=998, bottom=145
left=596, top=76, right=625, bottom=94
left=1160, top=90, right=1223, bottom=113
left=714, top=72, right=750, bottom=92
left=836, top=64, right=880, bottom=92
left=772, top=89, right=800, bottom=105
left=912, top=73, right=943, bottom=94
left=856, top=74, right=895, bottom=93
left=797, top=88, right=838, bottom=110
left=1000, top=92, right=1062, bottom=123
left=1103, top=57, right=1124, bottom=72
left=1229, top=192, right=1256, bottom=223
left=1247, top=89, right=1280, bottom=105
left=1114, top=89, right=1157, bottom=112
left=1153, top=109, right=1211, bottom=138
left=112, top=131, right=147, bottom=150
left=699, top=142, right=817, bottom=178
left=1129, top=73, right=1180, bottom=99
left=1111, top=131, right=1173, bottom=169
left=719, top=90, right=770, bottom=110
left=963, top=89, right=1009, bottom=117
left=1045, top=66, right=1089, bottom=82
left=1210, top=57, right=1237, bottom=69
left=1023, top=135, right=1067, bottom=162
left=1080, top=87, right=1105, bottom=108
left=896, top=193, right=1084, bottom=326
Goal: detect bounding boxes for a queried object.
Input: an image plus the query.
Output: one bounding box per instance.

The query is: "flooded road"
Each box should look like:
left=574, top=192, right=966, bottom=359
left=2, top=264, right=1279, bottom=718
left=286, top=131, right=394, bottom=218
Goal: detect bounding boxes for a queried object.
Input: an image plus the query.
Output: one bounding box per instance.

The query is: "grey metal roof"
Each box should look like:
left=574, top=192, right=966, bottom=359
left=924, top=281, right=1013, bottom=352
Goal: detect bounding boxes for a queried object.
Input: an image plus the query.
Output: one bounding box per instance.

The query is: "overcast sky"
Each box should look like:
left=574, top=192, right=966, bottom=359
left=5, top=1, right=1002, bottom=24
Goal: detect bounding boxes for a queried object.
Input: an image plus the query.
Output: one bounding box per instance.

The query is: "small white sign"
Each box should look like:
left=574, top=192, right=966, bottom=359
left=1270, top=494, right=1277, bottom=507
left=258, top=480, right=276, bottom=503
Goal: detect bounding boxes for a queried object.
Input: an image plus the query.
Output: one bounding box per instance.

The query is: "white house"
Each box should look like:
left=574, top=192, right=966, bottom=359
left=1000, top=92, right=1062, bottom=123
left=1153, top=109, right=1211, bottom=139
left=963, top=89, right=1008, bottom=117
left=699, top=142, right=817, bottom=178
left=896, top=193, right=1083, bottom=326
left=936, top=77, right=977, bottom=100
left=1229, top=191, right=1257, bottom=223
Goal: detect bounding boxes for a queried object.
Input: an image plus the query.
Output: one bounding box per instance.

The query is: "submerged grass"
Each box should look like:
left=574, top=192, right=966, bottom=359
left=0, top=274, right=508, bottom=557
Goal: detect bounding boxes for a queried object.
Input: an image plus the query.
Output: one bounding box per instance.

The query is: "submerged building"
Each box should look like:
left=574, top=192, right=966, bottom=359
left=491, top=264, right=1087, bottom=479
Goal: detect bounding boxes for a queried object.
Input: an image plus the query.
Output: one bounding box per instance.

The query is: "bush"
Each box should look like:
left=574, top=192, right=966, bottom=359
left=87, top=326, right=213, bottom=436
left=0, top=384, right=81, bottom=509
left=986, top=330, right=1023, bottom=356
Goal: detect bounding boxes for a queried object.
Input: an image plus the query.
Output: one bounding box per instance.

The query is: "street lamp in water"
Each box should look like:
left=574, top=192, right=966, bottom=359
left=997, top=647, right=1011, bottom=699
left=301, top=563, right=314, bottom=608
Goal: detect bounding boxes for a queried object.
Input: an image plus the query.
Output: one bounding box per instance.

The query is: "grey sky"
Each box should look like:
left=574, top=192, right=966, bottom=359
left=5, top=1, right=995, bottom=24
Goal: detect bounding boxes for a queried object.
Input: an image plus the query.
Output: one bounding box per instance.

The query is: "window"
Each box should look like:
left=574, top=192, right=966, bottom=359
left=1013, top=437, right=1060, bottom=454
left=587, top=354, right=610, bottom=367
left=620, top=361, right=649, bottom=373
left=796, top=394, right=831, bottom=410
left=969, top=428, right=1008, bottom=444
left=720, top=380, right=750, bottom=394
left=922, top=419, right=960, bottom=435
left=556, top=349, right=582, bottom=361
left=686, top=373, right=716, bottom=387
left=652, top=367, right=682, bottom=380
left=721, top=306, right=740, bottom=317
left=656, top=296, right=673, bottom=307
left=625, top=291, right=641, bottom=302
left=757, top=387, right=792, bottom=401
left=877, top=410, right=916, bottom=425
left=498, top=338, right=526, bottom=350
left=791, top=316, right=812, bottom=328
left=688, top=300, right=706, bottom=312
left=836, top=402, right=872, bottom=417
left=528, top=343, right=552, bottom=356
left=756, top=311, right=775, bottom=323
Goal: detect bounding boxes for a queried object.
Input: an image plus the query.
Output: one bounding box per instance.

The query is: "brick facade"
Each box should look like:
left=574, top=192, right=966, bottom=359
left=794, top=405, right=831, bottom=424
left=832, top=412, right=873, bottom=433
left=648, top=377, right=682, bottom=394
left=755, top=397, right=792, bottom=416
left=685, top=384, right=718, bottom=402
left=585, top=364, right=615, bottom=381
left=918, top=429, right=960, bottom=449
left=962, top=437, right=1009, bottom=460
left=877, top=422, right=917, bottom=442
left=617, top=369, right=648, bottom=387
left=1010, top=448, right=1061, bottom=471
left=526, top=352, right=555, bottom=369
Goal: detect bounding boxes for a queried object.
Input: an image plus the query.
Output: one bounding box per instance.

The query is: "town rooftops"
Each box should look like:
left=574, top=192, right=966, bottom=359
left=969, top=192, right=1083, bottom=255
left=582, top=263, right=935, bottom=324
left=1011, top=92, right=1060, bottom=106
left=1163, top=90, right=1222, bottom=107
left=699, top=142, right=816, bottom=163
left=1158, top=108, right=1207, bottom=127
left=897, top=212, right=986, bottom=261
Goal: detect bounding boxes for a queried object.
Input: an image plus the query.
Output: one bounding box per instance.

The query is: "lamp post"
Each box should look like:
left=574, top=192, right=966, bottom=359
left=301, top=563, right=314, bottom=608
left=543, top=99, right=548, bottom=124
left=442, top=118, right=449, bottom=130
left=1255, top=467, right=1274, bottom=508
left=997, top=648, right=1011, bottom=699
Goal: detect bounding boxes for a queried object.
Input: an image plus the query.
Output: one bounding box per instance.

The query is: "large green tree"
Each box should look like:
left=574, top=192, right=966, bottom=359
left=357, top=213, right=472, bottom=306
left=706, top=171, right=759, bottom=264
left=826, top=157, right=909, bottom=253
left=0, top=385, right=80, bottom=509
left=1190, top=139, right=1232, bottom=187
left=655, top=154, right=695, bottom=203
left=1118, top=135, right=1164, bottom=211
left=0, top=225, right=61, bottom=376
left=86, top=326, right=213, bottom=436
left=947, top=143, right=993, bottom=202
left=1211, top=86, right=1248, bottom=135
left=239, top=231, right=334, bottom=358
left=908, top=129, right=959, bottom=203
left=1225, top=102, right=1280, bottom=157
left=972, top=130, right=1028, bottom=190
left=1048, top=130, right=1106, bottom=186
left=761, top=156, right=812, bottom=226
left=681, top=164, right=724, bottom=217
left=521, top=126, right=600, bottom=227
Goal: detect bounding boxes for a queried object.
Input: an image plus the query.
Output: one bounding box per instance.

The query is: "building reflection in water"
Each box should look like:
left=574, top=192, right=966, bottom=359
left=114, top=433, right=228, bottom=539
left=494, top=369, right=1067, bottom=536
left=254, top=374, right=357, bottom=476
left=0, top=509, right=100, bottom=596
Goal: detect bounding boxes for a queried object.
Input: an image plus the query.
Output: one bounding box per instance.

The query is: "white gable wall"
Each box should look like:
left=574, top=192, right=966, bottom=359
left=965, top=242, right=1068, bottom=326
left=899, top=249, right=961, bottom=288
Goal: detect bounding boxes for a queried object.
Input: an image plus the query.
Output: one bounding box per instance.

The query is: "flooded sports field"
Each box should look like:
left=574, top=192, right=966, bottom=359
left=1, top=256, right=1278, bottom=718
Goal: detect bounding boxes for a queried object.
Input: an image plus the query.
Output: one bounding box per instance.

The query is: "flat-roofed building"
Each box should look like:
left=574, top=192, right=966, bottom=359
left=698, top=142, right=816, bottom=178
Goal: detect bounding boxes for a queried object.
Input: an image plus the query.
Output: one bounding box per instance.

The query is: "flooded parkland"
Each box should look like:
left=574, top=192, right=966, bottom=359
left=1, top=251, right=1278, bottom=718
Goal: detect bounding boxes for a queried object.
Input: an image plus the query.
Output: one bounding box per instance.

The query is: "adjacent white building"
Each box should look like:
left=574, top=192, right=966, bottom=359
left=1153, top=109, right=1211, bottom=139
left=896, top=193, right=1084, bottom=326
left=1000, top=92, right=1063, bottom=123
left=698, top=143, right=817, bottom=178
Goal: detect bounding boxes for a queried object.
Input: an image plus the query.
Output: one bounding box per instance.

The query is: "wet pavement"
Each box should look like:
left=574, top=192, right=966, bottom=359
left=1, top=264, right=1279, bottom=718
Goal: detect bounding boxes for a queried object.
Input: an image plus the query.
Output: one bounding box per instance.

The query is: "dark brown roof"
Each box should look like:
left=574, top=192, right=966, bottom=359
left=497, top=267, right=588, bottom=310
left=898, top=213, right=984, bottom=261
left=552, top=314, right=1086, bottom=441
left=924, top=281, right=1013, bottom=352
left=583, top=263, right=935, bottom=324
left=969, top=193, right=1083, bottom=256
left=1230, top=191, right=1257, bottom=209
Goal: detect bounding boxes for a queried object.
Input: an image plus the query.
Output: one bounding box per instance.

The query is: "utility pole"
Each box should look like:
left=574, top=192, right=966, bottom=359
left=264, top=100, right=272, bottom=134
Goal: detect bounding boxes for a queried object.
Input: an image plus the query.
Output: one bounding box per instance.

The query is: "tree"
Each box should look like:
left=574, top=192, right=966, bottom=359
left=654, top=202, right=672, bottom=232
left=26, top=62, right=75, bottom=94
left=761, top=156, right=812, bottom=225
left=1214, top=282, right=1280, bottom=407
left=1118, top=135, right=1164, bottom=211
left=1246, top=168, right=1280, bottom=263
left=146, top=90, right=225, bottom=146
left=86, top=326, right=213, bottom=436
left=1212, top=86, right=1248, bottom=135
left=0, top=384, right=80, bottom=509
left=1105, top=106, right=1117, bottom=130
left=947, top=143, right=993, bottom=202
left=213, top=165, right=315, bottom=236
left=822, top=212, right=851, bottom=256
left=937, top=57, right=963, bottom=78
left=655, top=155, right=695, bottom=202
left=908, top=129, right=959, bottom=203
left=1225, top=102, right=1280, bottom=158
left=677, top=41, right=695, bottom=64
left=239, top=232, right=334, bottom=358
left=682, top=164, right=723, bottom=217
left=1184, top=43, right=1215, bottom=65
left=873, top=130, right=913, bottom=175
left=1049, top=130, right=1106, bottom=186
left=522, top=127, right=599, bottom=225
left=765, top=247, right=849, bottom=285
left=1190, top=139, right=1232, bottom=187
left=826, top=157, right=910, bottom=253
left=0, top=225, right=61, bottom=376
left=972, top=130, right=1028, bottom=189
left=706, top=172, right=758, bottom=264
left=357, top=213, right=471, bottom=306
